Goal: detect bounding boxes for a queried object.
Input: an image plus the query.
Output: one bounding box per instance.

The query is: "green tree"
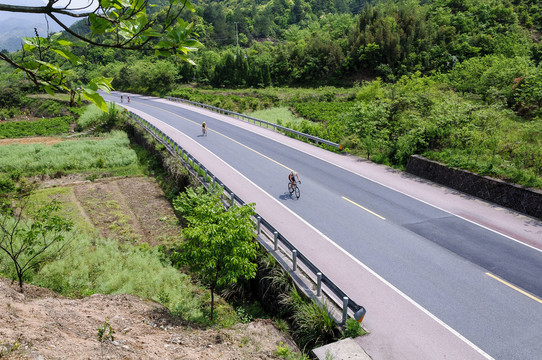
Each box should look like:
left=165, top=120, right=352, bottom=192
left=173, top=187, right=259, bottom=321
left=0, top=0, right=202, bottom=110
left=346, top=101, right=391, bottom=159
left=0, top=183, right=73, bottom=292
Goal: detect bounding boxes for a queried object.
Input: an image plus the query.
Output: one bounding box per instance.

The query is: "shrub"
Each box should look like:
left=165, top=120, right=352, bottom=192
left=35, top=99, right=64, bottom=117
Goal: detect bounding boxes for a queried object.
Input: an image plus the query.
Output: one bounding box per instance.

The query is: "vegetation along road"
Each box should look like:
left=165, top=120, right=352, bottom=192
left=103, top=92, right=542, bottom=360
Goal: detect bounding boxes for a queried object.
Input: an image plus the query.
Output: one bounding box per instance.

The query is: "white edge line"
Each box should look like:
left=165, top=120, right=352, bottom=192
left=138, top=107, right=493, bottom=360
left=157, top=98, right=541, bottom=254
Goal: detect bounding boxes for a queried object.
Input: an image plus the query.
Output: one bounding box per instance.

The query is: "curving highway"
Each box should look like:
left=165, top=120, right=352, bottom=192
left=104, top=92, right=542, bottom=360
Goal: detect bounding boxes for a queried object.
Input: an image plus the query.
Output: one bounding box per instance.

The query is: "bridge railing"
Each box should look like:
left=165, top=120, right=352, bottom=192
left=126, top=110, right=365, bottom=324
left=165, top=96, right=343, bottom=150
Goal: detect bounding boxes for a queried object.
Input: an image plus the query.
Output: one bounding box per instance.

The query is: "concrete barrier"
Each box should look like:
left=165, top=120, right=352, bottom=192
left=406, top=155, right=542, bottom=219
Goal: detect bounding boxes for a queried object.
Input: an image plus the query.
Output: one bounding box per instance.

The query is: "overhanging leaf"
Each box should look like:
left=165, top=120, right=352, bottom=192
left=83, top=90, right=108, bottom=112
left=51, top=49, right=83, bottom=65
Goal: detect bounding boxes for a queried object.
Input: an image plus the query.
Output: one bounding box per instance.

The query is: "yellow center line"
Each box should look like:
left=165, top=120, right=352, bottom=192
left=342, top=196, right=386, bottom=220
left=129, top=100, right=293, bottom=172
left=486, top=272, right=542, bottom=304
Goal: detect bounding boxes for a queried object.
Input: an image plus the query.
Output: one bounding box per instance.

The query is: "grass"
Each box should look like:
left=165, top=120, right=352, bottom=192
left=28, top=187, right=97, bottom=235
left=247, top=107, right=304, bottom=126
left=28, top=93, right=72, bottom=103
left=0, top=116, right=74, bottom=139
left=0, top=183, right=233, bottom=326
left=31, top=236, right=207, bottom=322
left=76, top=104, right=107, bottom=130
left=0, top=131, right=140, bottom=176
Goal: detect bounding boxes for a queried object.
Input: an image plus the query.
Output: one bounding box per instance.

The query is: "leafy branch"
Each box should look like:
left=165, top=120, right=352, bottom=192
left=0, top=0, right=202, bottom=110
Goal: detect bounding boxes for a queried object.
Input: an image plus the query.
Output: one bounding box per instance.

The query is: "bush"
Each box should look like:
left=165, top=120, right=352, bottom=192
left=0, top=175, right=15, bottom=195
left=35, top=99, right=64, bottom=117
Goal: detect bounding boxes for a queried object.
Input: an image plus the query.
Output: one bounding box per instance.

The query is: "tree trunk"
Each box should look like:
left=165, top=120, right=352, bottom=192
left=70, top=89, right=76, bottom=107
left=18, top=274, right=24, bottom=292
left=210, top=287, right=214, bottom=321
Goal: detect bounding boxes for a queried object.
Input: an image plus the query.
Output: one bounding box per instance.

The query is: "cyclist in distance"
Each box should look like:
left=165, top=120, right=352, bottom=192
left=202, top=121, right=207, bottom=136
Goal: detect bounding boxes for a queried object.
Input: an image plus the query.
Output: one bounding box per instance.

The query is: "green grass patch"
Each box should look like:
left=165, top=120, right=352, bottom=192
left=0, top=116, right=74, bottom=138
left=0, top=131, right=139, bottom=176
left=76, top=104, right=106, bottom=130
left=0, top=233, right=207, bottom=323
left=247, top=107, right=304, bottom=126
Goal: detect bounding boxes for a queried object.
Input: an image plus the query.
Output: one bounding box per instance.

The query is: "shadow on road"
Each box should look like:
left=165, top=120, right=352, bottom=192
left=279, top=192, right=298, bottom=201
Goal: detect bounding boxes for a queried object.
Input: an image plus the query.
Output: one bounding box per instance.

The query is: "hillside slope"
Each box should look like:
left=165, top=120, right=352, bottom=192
left=0, top=277, right=295, bottom=359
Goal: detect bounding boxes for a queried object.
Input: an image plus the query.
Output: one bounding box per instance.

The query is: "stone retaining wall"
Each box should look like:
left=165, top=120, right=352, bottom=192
left=406, top=155, right=542, bottom=219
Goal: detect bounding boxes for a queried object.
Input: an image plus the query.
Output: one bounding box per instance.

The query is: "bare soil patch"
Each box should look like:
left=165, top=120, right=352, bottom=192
left=0, top=278, right=297, bottom=359
left=70, top=177, right=180, bottom=245
left=0, top=137, right=66, bottom=146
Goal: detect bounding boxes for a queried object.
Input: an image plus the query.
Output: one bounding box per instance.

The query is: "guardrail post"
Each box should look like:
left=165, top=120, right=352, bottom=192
left=342, top=297, right=349, bottom=324
left=230, top=192, right=235, bottom=206
left=256, top=216, right=261, bottom=234
left=212, top=176, right=216, bottom=190
left=292, top=250, right=297, bottom=271
left=203, top=169, right=208, bottom=183
left=273, top=231, right=278, bottom=250
left=317, top=272, right=322, bottom=297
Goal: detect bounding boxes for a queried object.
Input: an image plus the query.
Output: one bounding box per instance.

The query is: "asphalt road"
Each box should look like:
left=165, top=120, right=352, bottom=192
left=105, top=92, right=542, bottom=359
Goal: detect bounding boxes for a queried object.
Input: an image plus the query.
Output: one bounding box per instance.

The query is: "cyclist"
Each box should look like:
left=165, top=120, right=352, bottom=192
left=288, top=171, right=300, bottom=188
left=202, top=121, right=207, bottom=136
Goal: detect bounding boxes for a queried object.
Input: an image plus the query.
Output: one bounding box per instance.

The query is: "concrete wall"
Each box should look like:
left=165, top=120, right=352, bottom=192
left=406, top=155, right=542, bottom=219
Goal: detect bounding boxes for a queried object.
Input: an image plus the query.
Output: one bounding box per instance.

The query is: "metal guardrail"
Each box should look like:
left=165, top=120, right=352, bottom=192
left=165, top=96, right=343, bottom=150
left=126, top=110, right=365, bottom=324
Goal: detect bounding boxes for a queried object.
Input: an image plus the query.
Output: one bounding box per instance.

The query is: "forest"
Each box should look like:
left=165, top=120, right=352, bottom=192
left=1, top=0, right=541, bottom=188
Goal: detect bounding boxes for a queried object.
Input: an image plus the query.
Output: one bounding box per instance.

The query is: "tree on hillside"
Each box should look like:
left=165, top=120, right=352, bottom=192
left=0, top=179, right=73, bottom=292
left=173, top=187, right=259, bottom=321
left=0, top=0, right=202, bottom=110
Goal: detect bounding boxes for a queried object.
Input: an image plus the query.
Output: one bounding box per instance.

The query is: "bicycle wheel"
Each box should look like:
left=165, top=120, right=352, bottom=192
left=288, top=183, right=293, bottom=194
left=294, top=185, right=300, bottom=199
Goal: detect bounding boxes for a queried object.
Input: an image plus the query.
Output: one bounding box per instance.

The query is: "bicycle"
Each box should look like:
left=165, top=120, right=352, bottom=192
left=288, top=181, right=300, bottom=199
left=202, top=126, right=207, bottom=136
